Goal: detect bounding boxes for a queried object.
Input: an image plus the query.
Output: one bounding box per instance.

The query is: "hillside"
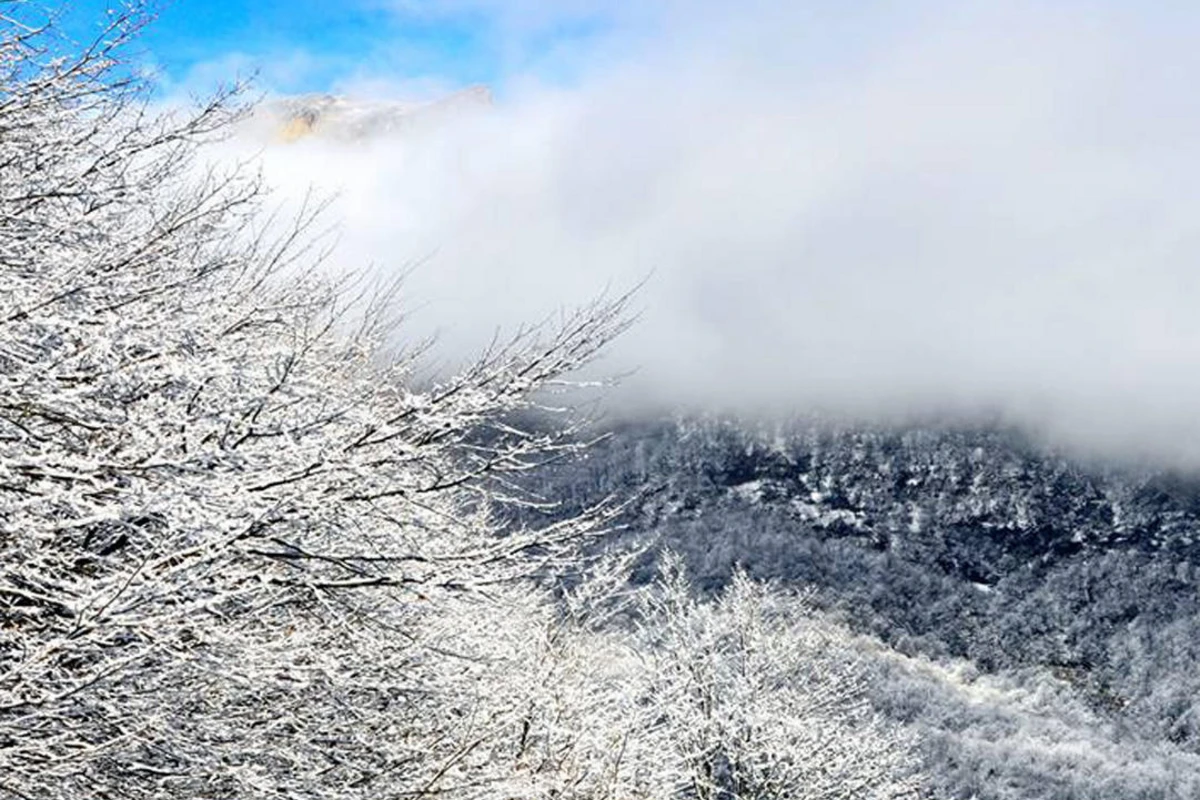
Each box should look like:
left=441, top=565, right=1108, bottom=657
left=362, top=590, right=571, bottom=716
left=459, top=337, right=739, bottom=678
left=522, top=414, right=1200, bottom=798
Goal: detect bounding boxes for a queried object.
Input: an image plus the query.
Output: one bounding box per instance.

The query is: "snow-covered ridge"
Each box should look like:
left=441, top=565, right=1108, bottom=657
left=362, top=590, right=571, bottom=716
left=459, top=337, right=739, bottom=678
left=256, top=85, right=492, bottom=142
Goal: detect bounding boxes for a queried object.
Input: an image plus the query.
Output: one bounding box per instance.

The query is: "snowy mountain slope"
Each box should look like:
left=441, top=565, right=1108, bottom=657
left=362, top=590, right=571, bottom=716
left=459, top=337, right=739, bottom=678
left=256, top=86, right=492, bottom=143
left=518, top=413, right=1200, bottom=797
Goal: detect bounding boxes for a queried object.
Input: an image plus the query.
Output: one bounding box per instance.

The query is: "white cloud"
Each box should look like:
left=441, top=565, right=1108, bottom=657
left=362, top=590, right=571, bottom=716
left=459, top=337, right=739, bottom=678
left=235, top=0, right=1200, bottom=465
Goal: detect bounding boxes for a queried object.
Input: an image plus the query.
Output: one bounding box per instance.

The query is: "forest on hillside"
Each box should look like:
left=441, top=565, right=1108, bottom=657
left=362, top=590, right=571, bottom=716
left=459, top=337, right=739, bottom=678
left=521, top=415, right=1200, bottom=798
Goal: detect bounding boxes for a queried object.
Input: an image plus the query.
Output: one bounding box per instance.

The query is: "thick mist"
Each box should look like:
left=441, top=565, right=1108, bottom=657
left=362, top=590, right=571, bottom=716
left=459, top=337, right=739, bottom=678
left=239, top=1, right=1200, bottom=466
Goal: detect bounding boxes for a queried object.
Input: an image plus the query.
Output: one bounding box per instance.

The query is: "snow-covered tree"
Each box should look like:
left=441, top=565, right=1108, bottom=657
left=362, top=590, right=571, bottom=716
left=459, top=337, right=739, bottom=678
left=0, top=4, right=627, bottom=797
left=633, top=561, right=924, bottom=800
left=0, top=5, right=925, bottom=799
left=406, top=557, right=925, bottom=800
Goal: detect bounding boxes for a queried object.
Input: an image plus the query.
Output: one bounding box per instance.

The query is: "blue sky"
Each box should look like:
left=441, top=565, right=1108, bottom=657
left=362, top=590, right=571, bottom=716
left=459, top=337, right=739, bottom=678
left=56, top=0, right=621, bottom=95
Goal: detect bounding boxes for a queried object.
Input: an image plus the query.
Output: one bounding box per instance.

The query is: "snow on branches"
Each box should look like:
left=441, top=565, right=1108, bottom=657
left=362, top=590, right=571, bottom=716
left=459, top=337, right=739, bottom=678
left=0, top=4, right=922, bottom=799
left=0, top=4, right=626, bottom=796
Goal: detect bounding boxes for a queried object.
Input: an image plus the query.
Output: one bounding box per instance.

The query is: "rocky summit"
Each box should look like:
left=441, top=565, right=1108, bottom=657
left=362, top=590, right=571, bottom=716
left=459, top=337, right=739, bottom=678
left=261, top=85, right=492, bottom=143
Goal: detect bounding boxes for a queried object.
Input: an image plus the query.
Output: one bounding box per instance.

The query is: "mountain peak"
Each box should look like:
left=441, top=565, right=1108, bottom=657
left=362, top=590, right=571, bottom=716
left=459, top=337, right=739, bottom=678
left=262, top=86, right=492, bottom=143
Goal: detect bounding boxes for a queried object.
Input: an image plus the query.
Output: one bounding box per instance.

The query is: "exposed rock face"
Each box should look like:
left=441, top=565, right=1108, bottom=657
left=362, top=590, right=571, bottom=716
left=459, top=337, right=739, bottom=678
left=262, top=85, right=492, bottom=142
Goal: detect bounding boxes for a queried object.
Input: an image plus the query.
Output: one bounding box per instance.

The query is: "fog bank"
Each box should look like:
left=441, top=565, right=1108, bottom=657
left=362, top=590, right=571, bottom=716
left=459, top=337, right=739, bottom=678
left=241, top=1, right=1200, bottom=465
